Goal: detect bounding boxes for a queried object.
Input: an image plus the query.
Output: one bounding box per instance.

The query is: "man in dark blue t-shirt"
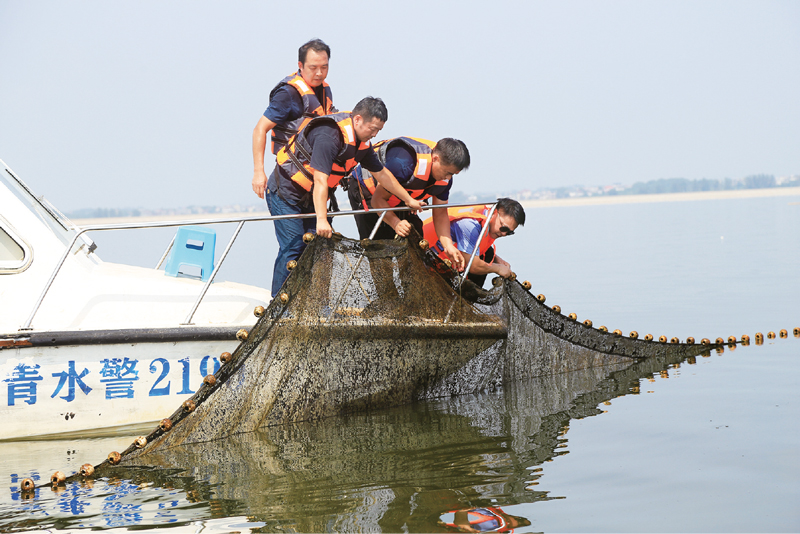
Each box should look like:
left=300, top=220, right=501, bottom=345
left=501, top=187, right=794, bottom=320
left=264, top=98, right=424, bottom=297
left=252, top=39, right=333, bottom=199
left=347, top=137, right=469, bottom=271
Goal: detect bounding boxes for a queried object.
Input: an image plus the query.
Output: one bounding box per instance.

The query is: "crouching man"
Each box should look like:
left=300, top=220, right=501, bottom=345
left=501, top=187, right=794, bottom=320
left=422, top=198, right=525, bottom=287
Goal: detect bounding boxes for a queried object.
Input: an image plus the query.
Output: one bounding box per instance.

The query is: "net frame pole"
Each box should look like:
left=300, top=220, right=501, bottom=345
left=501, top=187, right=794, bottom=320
left=459, top=203, right=498, bottom=289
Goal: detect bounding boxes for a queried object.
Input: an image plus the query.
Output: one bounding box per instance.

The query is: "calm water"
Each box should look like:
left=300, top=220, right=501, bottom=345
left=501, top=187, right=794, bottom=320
left=1, top=195, right=798, bottom=532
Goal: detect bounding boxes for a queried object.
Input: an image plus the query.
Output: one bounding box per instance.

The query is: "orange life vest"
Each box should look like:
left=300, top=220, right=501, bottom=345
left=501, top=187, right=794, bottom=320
left=441, top=508, right=509, bottom=532
left=362, top=137, right=450, bottom=206
left=269, top=71, right=334, bottom=155
left=276, top=112, right=372, bottom=192
left=422, top=205, right=496, bottom=261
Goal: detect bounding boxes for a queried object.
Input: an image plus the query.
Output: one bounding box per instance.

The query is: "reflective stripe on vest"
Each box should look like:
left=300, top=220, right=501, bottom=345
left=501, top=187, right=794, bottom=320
left=362, top=137, right=450, bottom=206
left=276, top=112, right=372, bottom=191
left=422, top=205, right=496, bottom=261
left=269, top=71, right=333, bottom=155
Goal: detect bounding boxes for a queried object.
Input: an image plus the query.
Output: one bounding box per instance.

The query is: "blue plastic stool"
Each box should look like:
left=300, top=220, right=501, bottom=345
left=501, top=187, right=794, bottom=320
left=164, top=226, right=216, bottom=281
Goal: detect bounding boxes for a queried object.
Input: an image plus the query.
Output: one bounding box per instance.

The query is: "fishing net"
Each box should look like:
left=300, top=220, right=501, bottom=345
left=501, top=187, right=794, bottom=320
left=119, top=233, right=507, bottom=458
left=108, top=230, right=710, bottom=465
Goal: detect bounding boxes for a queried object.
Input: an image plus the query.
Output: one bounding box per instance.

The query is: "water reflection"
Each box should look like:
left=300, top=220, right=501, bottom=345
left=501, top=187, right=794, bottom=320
left=1, top=349, right=698, bottom=531
left=439, top=507, right=531, bottom=532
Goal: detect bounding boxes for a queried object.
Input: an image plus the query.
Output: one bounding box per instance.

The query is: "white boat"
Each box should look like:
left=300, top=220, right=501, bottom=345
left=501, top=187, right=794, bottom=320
left=0, top=159, right=272, bottom=440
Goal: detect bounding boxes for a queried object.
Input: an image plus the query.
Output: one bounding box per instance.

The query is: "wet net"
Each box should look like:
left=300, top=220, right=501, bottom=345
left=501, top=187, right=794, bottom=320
left=119, top=233, right=507, bottom=459
left=108, top=230, right=711, bottom=466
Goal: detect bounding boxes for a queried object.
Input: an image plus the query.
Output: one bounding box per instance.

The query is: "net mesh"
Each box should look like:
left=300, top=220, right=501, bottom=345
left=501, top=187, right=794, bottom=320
left=121, top=234, right=507, bottom=457
left=114, top=232, right=710, bottom=464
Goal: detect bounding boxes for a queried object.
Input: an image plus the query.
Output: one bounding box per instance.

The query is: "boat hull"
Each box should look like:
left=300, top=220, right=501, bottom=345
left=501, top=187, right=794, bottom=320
left=0, top=333, right=242, bottom=440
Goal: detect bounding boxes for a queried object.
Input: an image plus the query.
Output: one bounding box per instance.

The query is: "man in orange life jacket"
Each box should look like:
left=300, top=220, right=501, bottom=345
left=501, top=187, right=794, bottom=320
left=264, top=97, right=424, bottom=296
left=346, top=137, right=470, bottom=271
left=423, top=198, right=525, bottom=287
left=252, top=39, right=334, bottom=199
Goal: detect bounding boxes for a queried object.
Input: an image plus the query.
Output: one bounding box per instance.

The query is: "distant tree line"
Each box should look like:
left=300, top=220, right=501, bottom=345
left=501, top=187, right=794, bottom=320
left=609, top=174, right=797, bottom=196
left=452, top=173, right=799, bottom=203
left=67, top=207, right=142, bottom=219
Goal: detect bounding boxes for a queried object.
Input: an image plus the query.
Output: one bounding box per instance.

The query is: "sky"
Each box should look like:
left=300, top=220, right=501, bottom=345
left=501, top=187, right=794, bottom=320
left=1, top=0, right=798, bottom=212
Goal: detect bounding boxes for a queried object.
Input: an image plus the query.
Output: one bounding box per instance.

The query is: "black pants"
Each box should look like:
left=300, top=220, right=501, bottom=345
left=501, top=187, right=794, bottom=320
left=467, top=246, right=495, bottom=288
left=346, top=176, right=423, bottom=239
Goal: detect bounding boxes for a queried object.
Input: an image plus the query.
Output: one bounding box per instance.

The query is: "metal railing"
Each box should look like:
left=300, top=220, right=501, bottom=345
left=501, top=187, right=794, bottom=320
left=20, top=202, right=496, bottom=331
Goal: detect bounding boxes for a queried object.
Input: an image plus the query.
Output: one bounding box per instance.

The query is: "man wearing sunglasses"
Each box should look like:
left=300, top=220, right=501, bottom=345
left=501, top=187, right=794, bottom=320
left=422, top=197, right=525, bottom=287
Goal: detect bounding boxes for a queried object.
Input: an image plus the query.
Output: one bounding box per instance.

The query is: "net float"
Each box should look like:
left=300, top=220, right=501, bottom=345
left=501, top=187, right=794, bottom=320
left=727, top=336, right=737, bottom=344
left=279, top=292, right=290, bottom=304
left=630, top=331, right=638, bottom=339
left=599, top=325, right=608, bottom=332
left=134, top=436, right=147, bottom=449
left=755, top=332, right=764, bottom=339
left=20, top=478, right=35, bottom=491
left=203, top=374, right=216, bottom=387
left=220, top=351, right=232, bottom=364
left=159, top=418, right=173, bottom=432
left=659, top=336, right=667, bottom=343
left=183, top=399, right=196, bottom=413
left=741, top=334, right=750, bottom=342
left=253, top=306, right=265, bottom=317
left=686, top=337, right=695, bottom=344
left=443, top=259, right=452, bottom=268
left=107, top=452, right=121, bottom=465
left=80, top=464, right=95, bottom=477
left=794, top=327, right=800, bottom=337
left=583, top=319, right=593, bottom=327
left=670, top=337, right=679, bottom=344
left=779, top=329, right=787, bottom=338
left=536, top=294, right=546, bottom=303
left=492, top=276, right=502, bottom=287
left=302, top=232, right=315, bottom=243
left=767, top=331, right=776, bottom=339
left=701, top=338, right=711, bottom=345
left=419, top=239, right=429, bottom=250
left=613, top=329, right=622, bottom=336
left=644, top=334, right=653, bottom=341
left=552, top=305, right=561, bottom=313
left=51, top=471, right=66, bottom=485
left=508, top=272, right=517, bottom=282
left=522, top=281, right=532, bottom=291
left=568, top=313, right=577, bottom=320
left=715, top=337, right=724, bottom=344
left=236, top=329, right=249, bottom=341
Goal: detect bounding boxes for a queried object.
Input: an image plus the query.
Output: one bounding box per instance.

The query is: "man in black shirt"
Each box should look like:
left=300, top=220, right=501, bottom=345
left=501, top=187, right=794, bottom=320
left=252, top=39, right=333, bottom=199
left=265, top=97, right=423, bottom=296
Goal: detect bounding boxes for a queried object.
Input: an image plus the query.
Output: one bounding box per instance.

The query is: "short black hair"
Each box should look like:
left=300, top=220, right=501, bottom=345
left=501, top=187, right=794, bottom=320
left=496, top=197, right=525, bottom=226
left=433, top=138, right=470, bottom=171
left=298, top=39, right=330, bottom=64
left=352, top=96, right=388, bottom=123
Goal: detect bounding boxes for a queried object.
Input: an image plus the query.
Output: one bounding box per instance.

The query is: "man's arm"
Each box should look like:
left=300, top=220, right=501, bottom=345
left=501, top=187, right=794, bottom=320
left=371, top=168, right=424, bottom=212
left=252, top=115, right=277, bottom=199
left=458, top=249, right=512, bottom=278
left=371, top=186, right=409, bottom=236
left=312, top=169, right=333, bottom=238
left=431, top=197, right=465, bottom=271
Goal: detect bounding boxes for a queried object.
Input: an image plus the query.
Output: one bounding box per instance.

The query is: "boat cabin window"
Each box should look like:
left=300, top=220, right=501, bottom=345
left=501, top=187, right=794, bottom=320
left=0, top=220, right=32, bottom=273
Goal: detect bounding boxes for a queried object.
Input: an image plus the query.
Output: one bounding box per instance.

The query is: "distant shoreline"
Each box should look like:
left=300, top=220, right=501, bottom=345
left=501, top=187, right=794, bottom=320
left=519, top=186, right=800, bottom=209
left=71, top=187, right=800, bottom=226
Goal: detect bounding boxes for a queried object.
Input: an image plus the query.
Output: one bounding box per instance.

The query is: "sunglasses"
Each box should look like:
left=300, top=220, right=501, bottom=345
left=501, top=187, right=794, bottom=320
left=497, top=215, right=515, bottom=236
